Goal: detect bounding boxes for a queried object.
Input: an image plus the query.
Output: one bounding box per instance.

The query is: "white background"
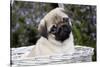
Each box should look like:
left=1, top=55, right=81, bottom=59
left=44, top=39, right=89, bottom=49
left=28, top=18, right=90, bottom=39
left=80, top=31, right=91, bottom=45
left=0, top=0, right=100, bottom=67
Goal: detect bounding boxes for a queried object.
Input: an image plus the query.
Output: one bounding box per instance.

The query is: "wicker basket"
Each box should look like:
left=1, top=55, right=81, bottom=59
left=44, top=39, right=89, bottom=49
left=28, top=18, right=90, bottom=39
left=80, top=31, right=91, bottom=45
left=11, top=46, right=94, bottom=66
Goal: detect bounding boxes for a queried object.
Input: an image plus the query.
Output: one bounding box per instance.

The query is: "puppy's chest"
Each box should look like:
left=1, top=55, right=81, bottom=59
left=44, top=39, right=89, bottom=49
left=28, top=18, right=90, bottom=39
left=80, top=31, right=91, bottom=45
left=37, top=37, right=73, bottom=54
left=41, top=41, right=70, bottom=53
left=49, top=39, right=73, bottom=54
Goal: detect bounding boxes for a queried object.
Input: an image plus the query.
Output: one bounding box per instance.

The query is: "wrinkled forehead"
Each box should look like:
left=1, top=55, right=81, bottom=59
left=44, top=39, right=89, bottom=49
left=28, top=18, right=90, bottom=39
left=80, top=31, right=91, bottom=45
left=47, top=11, right=70, bottom=31
left=55, top=11, right=69, bottom=23
left=57, top=11, right=69, bottom=18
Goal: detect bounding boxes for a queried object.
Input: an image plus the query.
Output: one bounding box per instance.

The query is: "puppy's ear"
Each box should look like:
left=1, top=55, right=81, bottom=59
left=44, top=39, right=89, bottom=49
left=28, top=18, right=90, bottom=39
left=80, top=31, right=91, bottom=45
left=38, top=20, right=48, bottom=38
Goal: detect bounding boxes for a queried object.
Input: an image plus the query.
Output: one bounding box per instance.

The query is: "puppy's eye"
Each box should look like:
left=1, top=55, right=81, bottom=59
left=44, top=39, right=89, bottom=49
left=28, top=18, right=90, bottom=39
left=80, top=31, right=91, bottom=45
left=51, top=25, right=57, bottom=31
left=49, top=25, right=57, bottom=33
left=63, top=17, right=69, bottom=22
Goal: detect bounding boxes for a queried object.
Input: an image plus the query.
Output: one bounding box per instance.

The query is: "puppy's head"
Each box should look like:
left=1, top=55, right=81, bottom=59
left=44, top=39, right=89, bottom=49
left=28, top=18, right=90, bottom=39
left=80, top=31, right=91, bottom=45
left=38, top=8, right=72, bottom=42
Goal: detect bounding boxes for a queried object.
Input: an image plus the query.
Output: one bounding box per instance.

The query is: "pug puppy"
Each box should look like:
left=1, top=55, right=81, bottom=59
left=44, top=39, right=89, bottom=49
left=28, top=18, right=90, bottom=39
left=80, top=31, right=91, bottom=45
left=27, top=8, right=75, bottom=57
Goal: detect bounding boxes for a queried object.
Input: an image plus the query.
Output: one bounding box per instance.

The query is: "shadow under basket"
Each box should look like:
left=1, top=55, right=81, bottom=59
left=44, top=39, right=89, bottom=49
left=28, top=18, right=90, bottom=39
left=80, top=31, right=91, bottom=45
left=11, top=46, right=94, bottom=67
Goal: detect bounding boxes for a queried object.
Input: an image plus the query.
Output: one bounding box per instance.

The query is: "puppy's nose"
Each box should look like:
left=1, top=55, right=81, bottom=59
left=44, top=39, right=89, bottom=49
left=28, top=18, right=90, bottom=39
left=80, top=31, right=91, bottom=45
left=59, top=24, right=67, bottom=30
left=61, top=24, right=71, bottom=32
left=62, top=24, right=67, bottom=27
